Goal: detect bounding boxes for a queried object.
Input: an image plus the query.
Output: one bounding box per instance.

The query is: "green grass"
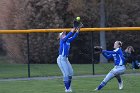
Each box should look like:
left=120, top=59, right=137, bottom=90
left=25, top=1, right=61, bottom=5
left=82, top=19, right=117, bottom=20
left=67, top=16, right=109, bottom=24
left=0, top=56, right=139, bottom=93
left=0, top=75, right=139, bottom=93
left=0, top=63, right=139, bottom=78
left=0, top=56, right=139, bottom=78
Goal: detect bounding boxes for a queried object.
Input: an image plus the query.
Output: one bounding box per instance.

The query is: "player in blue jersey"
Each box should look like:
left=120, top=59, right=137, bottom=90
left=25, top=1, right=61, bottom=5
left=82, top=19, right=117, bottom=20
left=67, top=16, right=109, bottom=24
left=95, top=41, right=126, bottom=91
left=57, top=27, right=80, bottom=92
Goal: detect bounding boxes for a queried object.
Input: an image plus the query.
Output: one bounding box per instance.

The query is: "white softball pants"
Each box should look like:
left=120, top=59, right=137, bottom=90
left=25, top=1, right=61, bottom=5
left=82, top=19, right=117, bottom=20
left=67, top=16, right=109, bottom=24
left=57, top=55, right=73, bottom=81
left=103, top=65, right=126, bottom=83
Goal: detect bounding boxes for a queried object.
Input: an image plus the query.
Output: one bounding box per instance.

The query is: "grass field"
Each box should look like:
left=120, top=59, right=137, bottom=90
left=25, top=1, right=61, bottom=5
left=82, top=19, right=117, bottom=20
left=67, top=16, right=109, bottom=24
left=0, top=56, right=140, bottom=93
left=0, top=75, right=139, bottom=93
left=0, top=63, right=139, bottom=78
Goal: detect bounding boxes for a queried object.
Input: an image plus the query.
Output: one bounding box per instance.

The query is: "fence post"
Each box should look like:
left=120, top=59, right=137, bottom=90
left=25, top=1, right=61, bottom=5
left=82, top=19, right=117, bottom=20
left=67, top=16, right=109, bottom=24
left=27, top=33, right=30, bottom=78
left=91, top=32, right=95, bottom=75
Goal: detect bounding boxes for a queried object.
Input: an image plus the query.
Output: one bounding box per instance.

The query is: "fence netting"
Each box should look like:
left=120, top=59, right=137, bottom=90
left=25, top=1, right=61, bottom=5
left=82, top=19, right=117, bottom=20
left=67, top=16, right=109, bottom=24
left=0, top=31, right=140, bottom=78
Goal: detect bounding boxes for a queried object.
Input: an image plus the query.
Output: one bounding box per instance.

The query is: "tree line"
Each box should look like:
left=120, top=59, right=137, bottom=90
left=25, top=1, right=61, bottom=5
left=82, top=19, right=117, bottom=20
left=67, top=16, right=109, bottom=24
left=0, top=0, right=140, bottom=64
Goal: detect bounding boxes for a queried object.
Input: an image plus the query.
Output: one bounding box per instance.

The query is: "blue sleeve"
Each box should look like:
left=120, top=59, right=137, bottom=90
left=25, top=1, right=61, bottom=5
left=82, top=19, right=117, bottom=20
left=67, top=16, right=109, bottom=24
left=68, top=32, right=79, bottom=42
left=62, top=32, right=73, bottom=42
left=102, top=50, right=113, bottom=59
left=104, top=50, right=116, bottom=54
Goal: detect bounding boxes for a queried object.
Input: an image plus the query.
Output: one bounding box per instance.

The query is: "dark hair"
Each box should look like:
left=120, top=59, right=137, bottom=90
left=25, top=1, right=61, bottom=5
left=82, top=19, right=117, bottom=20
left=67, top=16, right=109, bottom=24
left=117, top=41, right=122, bottom=47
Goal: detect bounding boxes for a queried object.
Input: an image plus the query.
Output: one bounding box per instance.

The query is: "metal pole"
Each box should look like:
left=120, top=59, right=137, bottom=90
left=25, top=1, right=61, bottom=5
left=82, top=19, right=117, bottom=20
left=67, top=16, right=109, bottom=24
left=100, top=0, right=107, bottom=63
left=27, top=33, right=30, bottom=78
left=91, top=32, right=95, bottom=75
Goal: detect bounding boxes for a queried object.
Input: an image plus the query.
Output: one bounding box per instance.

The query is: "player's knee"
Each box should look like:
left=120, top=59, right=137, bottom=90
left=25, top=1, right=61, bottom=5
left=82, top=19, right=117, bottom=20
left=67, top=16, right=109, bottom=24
left=63, top=76, right=69, bottom=81
left=68, top=69, right=74, bottom=76
left=68, top=76, right=72, bottom=80
left=70, top=71, right=74, bottom=76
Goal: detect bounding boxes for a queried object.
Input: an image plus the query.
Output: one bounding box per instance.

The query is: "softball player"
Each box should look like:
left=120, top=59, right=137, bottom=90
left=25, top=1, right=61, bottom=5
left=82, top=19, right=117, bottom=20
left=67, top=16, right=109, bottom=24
left=95, top=41, right=126, bottom=91
left=57, top=27, right=80, bottom=92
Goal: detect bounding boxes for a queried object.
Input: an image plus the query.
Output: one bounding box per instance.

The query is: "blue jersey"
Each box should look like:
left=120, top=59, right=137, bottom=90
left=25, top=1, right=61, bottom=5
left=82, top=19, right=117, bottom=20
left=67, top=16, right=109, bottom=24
left=102, top=48, right=125, bottom=66
left=59, top=32, right=78, bottom=57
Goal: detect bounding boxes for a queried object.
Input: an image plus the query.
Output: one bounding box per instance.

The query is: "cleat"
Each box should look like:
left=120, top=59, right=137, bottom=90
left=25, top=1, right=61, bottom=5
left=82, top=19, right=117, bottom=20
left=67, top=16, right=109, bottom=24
left=65, top=87, right=69, bottom=92
left=68, top=87, right=72, bottom=92
left=65, top=89, right=69, bottom=92
left=65, top=87, right=72, bottom=92
left=94, top=88, right=98, bottom=91
left=119, top=81, right=123, bottom=90
left=65, top=89, right=72, bottom=92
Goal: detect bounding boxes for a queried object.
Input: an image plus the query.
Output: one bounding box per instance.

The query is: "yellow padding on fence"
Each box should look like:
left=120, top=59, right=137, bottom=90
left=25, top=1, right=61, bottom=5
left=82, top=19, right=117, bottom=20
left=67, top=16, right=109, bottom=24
left=0, top=27, right=140, bottom=34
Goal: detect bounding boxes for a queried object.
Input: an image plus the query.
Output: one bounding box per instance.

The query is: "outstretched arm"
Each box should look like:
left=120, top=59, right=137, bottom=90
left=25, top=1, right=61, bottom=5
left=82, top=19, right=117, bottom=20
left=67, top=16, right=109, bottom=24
left=105, top=48, right=121, bottom=54
left=102, top=50, right=113, bottom=59
left=104, top=50, right=116, bottom=54
left=68, top=28, right=80, bottom=42
left=62, top=28, right=75, bottom=42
